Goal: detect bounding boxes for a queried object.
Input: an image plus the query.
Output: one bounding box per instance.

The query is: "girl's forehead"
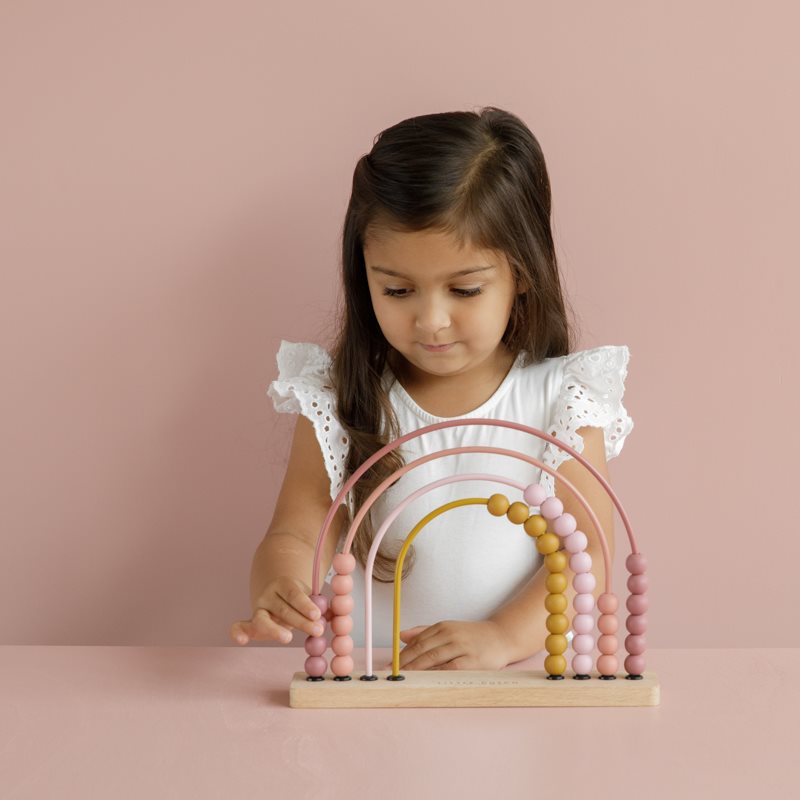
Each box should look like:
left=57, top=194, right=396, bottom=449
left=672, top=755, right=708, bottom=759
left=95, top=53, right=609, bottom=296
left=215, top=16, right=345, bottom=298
left=363, top=228, right=508, bottom=275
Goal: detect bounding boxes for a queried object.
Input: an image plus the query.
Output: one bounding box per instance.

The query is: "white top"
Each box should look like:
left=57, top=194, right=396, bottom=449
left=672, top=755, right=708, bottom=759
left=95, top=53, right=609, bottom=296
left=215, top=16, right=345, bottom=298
left=268, top=340, right=633, bottom=647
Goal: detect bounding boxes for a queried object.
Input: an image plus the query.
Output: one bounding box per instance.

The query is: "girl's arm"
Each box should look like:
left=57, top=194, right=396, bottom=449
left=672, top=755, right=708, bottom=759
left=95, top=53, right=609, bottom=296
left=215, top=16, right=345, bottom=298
left=231, top=415, right=348, bottom=645
left=397, top=425, right=613, bottom=669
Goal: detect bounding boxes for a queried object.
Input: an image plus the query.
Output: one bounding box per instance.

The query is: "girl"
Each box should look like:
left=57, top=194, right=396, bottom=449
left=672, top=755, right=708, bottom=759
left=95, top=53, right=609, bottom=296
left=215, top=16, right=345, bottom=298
left=230, top=107, right=633, bottom=671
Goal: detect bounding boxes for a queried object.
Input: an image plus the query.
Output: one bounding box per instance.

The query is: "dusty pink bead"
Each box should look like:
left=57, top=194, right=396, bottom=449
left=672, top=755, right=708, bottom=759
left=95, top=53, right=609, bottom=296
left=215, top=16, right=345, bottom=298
left=540, top=496, right=564, bottom=520
left=310, top=594, right=328, bottom=615
left=573, top=613, right=594, bottom=635
left=625, top=654, right=646, bottom=675
left=564, top=530, right=588, bottom=553
left=304, top=636, right=326, bottom=657
left=552, top=513, right=577, bottom=537
left=625, top=634, right=647, bottom=655
left=523, top=483, right=547, bottom=506
left=597, top=593, right=618, bottom=614
left=331, top=594, right=354, bottom=616
left=626, top=594, right=648, bottom=615
left=572, top=654, right=593, bottom=675
left=627, top=573, right=648, bottom=594
left=331, top=655, right=353, bottom=677
left=331, top=635, right=354, bottom=656
left=331, top=574, right=353, bottom=595
left=597, top=654, right=618, bottom=676
left=574, top=593, right=595, bottom=614
left=305, top=655, right=327, bottom=677
left=331, top=614, right=353, bottom=636
left=598, top=614, right=619, bottom=635
left=332, top=552, right=356, bottom=575
left=626, top=614, right=647, bottom=635
left=573, top=633, right=594, bottom=655
left=598, top=634, right=618, bottom=655
left=626, top=552, right=647, bottom=575
left=573, top=572, right=596, bottom=594
left=569, top=551, right=592, bottom=574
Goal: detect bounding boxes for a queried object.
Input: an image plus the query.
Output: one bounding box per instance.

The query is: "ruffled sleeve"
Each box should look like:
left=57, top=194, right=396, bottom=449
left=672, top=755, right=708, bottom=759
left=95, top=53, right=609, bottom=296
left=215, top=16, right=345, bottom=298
left=540, top=345, right=633, bottom=497
left=266, top=340, right=350, bottom=501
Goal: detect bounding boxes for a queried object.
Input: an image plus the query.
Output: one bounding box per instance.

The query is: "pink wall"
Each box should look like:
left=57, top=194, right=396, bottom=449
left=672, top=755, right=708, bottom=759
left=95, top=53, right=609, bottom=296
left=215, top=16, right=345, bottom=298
left=1, top=2, right=796, bottom=646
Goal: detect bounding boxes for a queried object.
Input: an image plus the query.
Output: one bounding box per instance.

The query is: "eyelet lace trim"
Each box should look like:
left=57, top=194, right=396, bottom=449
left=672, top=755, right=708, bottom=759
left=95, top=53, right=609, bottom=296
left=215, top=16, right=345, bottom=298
left=267, top=341, right=350, bottom=502
left=540, top=345, right=633, bottom=497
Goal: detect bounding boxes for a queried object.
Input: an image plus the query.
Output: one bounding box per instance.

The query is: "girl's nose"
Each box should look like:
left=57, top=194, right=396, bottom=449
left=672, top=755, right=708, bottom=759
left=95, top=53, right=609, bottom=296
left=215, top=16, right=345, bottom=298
left=415, top=297, right=451, bottom=334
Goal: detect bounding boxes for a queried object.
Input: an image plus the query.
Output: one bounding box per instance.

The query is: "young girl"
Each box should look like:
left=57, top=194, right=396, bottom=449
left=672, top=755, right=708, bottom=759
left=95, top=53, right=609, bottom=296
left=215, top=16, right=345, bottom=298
left=230, top=106, right=633, bottom=671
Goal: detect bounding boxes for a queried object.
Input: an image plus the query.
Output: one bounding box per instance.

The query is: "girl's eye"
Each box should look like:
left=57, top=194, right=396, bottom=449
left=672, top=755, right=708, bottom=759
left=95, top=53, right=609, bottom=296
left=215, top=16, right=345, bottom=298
left=453, top=287, right=482, bottom=297
left=382, top=287, right=483, bottom=298
left=383, top=287, right=410, bottom=297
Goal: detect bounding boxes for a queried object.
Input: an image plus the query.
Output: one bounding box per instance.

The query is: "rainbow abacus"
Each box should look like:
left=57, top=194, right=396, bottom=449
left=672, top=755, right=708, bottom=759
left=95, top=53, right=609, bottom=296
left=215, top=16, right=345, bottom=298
left=289, top=418, right=659, bottom=708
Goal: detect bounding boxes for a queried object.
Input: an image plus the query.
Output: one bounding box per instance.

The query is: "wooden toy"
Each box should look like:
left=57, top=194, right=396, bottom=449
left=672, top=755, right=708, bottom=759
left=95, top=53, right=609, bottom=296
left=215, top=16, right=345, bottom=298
left=290, top=418, right=659, bottom=708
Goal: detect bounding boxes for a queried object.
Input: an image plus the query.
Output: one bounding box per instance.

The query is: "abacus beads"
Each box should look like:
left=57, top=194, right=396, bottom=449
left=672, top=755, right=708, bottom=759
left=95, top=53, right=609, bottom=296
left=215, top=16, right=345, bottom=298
left=304, top=594, right=329, bottom=679
left=330, top=552, right=356, bottom=679
left=624, top=552, right=648, bottom=677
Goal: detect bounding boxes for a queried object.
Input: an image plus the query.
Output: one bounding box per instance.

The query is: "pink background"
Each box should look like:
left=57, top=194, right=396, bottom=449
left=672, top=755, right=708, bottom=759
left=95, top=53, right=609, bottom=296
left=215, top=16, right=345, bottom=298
left=1, top=1, right=796, bottom=647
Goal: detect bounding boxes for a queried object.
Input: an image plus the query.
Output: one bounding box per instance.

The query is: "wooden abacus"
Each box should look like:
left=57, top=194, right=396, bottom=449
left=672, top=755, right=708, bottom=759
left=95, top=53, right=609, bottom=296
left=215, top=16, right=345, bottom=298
left=290, top=419, right=660, bottom=708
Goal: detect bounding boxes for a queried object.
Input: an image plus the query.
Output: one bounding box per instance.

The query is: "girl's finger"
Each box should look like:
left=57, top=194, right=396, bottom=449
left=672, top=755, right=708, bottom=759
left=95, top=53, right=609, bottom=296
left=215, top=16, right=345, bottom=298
left=272, top=591, right=326, bottom=638
left=239, top=609, right=294, bottom=643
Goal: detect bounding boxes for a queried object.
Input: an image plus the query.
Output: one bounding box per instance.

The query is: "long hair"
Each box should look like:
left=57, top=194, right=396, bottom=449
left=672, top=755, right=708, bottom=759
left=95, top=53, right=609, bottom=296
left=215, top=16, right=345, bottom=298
left=328, top=106, right=575, bottom=582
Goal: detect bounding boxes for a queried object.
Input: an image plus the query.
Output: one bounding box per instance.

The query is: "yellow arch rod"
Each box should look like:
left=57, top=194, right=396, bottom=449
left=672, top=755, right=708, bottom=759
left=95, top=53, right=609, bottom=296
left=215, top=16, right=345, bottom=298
left=391, top=498, right=488, bottom=677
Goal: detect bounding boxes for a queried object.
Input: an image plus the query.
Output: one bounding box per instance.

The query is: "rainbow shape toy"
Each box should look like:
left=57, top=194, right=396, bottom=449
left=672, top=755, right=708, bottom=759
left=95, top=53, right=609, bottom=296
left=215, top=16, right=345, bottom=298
left=289, top=418, right=660, bottom=708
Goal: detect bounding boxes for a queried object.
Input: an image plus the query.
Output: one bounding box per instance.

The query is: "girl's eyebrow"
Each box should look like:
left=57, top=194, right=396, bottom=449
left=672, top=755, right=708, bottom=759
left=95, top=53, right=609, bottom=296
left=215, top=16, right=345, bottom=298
left=368, top=265, right=495, bottom=279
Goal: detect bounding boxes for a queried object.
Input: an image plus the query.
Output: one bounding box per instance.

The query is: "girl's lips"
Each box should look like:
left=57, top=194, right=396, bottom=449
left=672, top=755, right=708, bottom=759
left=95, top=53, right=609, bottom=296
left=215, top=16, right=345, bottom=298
left=420, top=342, right=455, bottom=352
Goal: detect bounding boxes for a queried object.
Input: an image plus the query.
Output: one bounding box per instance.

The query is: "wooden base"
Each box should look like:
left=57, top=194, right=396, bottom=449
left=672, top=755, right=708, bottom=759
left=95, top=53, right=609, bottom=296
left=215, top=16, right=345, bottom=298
left=290, top=669, right=660, bottom=708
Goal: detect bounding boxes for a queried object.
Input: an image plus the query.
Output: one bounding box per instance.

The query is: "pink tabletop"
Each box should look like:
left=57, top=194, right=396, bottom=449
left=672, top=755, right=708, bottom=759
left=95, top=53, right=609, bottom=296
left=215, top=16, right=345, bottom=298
left=0, top=646, right=797, bottom=798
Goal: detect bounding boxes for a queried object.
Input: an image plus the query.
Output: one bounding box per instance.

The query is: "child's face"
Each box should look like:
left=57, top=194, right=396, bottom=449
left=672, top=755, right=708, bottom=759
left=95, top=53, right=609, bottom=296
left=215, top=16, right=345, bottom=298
left=363, top=227, right=519, bottom=383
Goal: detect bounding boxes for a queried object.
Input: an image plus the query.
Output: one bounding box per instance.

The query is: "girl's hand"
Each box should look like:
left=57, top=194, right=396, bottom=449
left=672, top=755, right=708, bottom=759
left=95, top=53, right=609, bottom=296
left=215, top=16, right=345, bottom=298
left=229, top=576, right=332, bottom=646
left=396, top=620, right=512, bottom=671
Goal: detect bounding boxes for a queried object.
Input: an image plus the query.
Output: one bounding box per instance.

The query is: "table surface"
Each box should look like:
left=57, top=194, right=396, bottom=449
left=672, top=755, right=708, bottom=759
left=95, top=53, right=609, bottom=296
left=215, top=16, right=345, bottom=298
left=1, top=646, right=798, bottom=799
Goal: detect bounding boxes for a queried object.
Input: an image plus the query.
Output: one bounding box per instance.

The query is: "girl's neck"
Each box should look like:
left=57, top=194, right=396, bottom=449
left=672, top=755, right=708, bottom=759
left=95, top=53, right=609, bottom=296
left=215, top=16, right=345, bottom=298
left=388, top=344, right=518, bottom=418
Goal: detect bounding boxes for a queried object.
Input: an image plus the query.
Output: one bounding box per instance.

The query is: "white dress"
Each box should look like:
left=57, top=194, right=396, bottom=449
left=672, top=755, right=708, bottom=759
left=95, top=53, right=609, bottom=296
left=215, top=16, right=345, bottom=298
left=268, top=340, right=633, bottom=647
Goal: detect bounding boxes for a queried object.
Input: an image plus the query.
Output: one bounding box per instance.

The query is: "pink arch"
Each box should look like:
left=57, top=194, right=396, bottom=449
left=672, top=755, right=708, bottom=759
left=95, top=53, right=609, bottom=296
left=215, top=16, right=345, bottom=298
left=312, top=418, right=638, bottom=594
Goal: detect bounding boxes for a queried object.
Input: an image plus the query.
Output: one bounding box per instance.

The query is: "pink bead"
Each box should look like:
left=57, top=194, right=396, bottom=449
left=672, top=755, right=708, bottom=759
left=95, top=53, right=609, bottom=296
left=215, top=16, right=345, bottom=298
left=331, top=635, right=354, bottom=656
left=626, top=593, right=648, bottom=615
left=569, top=551, right=592, bottom=574
left=625, top=654, right=646, bottom=675
left=331, top=614, right=353, bottom=636
left=573, top=593, right=595, bottom=614
left=564, top=530, right=588, bottom=553
left=305, top=655, right=327, bottom=678
left=572, top=654, right=593, bottom=675
left=626, top=614, right=647, bottom=635
left=598, top=614, right=618, bottom=634
left=597, top=654, right=618, bottom=676
left=540, top=497, right=564, bottom=520
left=627, top=573, right=648, bottom=594
left=304, top=636, right=326, bottom=657
left=310, top=594, right=328, bottom=615
left=573, top=633, right=594, bottom=655
left=331, top=574, right=353, bottom=595
left=626, top=552, right=647, bottom=575
left=332, top=552, right=356, bottom=575
left=330, top=594, right=354, bottom=616
left=573, top=572, right=596, bottom=594
left=552, top=513, right=577, bottom=537
left=598, top=634, right=618, bottom=655
left=523, top=483, right=547, bottom=506
left=625, top=634, right=646, bottom=655
left=597, top=593, right=618, bottom=614
left=331, top=655, right=353, bottom=677
left=573, top=613, right=594, bottom=635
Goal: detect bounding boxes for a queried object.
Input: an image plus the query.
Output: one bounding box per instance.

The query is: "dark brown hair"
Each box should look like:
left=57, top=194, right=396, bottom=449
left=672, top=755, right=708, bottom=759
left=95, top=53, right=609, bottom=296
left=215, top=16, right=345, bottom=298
left=328, top=106, right=575, bottom=582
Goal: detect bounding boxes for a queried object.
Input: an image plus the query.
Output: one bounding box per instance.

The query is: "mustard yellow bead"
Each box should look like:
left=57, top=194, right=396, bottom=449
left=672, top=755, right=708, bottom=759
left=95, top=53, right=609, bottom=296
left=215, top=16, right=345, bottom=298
left=536, top=532, right=560, bottom=555
left=524, top=514, right=547, bottom=538
left=545, top=593, right=568, bottom=614
left=545, top=654, right=567, bottom=675
left=545, top=551, right=568, bottom=573
left=546, top=572, right=568, bottom=594
left=545, top=633, right=568, bottom=655
left=506, top=502, right=529, bottom=525
left=546, top=613, right=569, bottom=634
left=487, top=494, right=510, bottom=516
